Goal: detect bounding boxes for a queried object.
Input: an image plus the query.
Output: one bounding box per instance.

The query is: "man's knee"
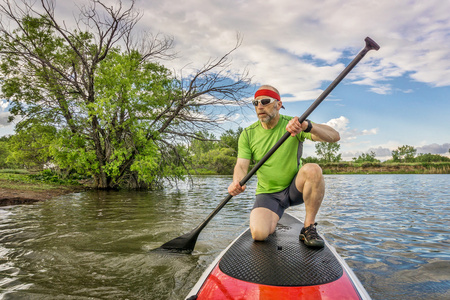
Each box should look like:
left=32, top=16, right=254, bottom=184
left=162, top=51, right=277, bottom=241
left=300, top=163, right=323, bottom=180
left=250, top=226, right=270, bottom=241
left=249, top=207, right=278, bottom=241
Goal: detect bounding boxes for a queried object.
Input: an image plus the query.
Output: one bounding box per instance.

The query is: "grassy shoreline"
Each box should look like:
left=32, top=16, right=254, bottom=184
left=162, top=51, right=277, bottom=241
left=191, top=162, right=450, bottom=175
left=0, top=170, right=88, bottom=206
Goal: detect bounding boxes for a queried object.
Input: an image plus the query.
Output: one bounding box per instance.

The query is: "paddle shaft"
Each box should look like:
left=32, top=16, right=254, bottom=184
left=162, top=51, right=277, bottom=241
left=191, top=37, right=379, bottom=234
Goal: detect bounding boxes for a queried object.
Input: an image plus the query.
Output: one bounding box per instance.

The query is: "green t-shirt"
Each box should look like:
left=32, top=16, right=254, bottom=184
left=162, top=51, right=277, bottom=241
left=238, top=115, right=312, bottom=194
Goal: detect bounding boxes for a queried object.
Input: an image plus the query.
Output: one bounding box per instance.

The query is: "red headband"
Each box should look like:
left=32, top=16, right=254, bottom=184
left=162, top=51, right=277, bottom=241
left=254, top=89, right=280, bottom=101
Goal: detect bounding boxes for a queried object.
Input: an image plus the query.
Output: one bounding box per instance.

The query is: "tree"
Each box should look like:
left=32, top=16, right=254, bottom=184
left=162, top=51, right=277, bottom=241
left=7, top=122, right=56, bottom=168
left=391, top=145, right=416, bottom=162
left=219, top=127, right=242, bottom=157
left=315, top=142, right=341, bottom=162
left=189, top=131, right=218, bottom=159
left=0, top=0, right=250, bottom=189
left=187, top=127, right=242, bottom=174
left=352, top=151, right=380, bottom=163
left=201, top=147, right=236, bottom=175
left=188, top=128, right=239, bottom=174
left=415, top=153, right=450, bottom=162
left=302, top=156, right=320, bottom=164
left=0, top=135, right=12, bottom=168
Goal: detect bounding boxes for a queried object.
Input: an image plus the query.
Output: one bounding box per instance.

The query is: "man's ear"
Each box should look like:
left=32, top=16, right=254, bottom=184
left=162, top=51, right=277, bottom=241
left=277, top=101, right=283, bottom=110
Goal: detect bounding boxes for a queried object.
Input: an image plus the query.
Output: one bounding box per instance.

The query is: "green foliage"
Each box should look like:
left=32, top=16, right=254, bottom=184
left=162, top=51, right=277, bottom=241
left=50, top=129, right=99, bottom=177
left=48, top=51, right=180, bottom=188
left=129, top=140, right=160, bottom=185
left=26, top=169, right=80, bottom=185
left=0, top=168, right=78, bottom=185
left=219, top=128, right=242, bottom=157
left=1, top=21, right=182, bottom=188
left=392, top=145, right=416, bottom=162
left=390, top=146, right=449, bottom=163
left=189, top=128, right=241, bottom=174
left=7, top=123, right=56, bottom=168
left=315, top=142, right=342, bottom=162
left=0, top=16, right=84, bottom=125
left=302, top=156, right=320, bottom=164
left=29, top=169, right=65, bottom=184
left=414, top=153, right=450, bottom=162
left=0, top=2, right=251, bottom=188
left=201, top=148, right=236, bottom=175
left=352, top=151, right=380, bottom=163
left=0, top=136, right=13, bottom=168
left=190, top=131, right=218, bottom=158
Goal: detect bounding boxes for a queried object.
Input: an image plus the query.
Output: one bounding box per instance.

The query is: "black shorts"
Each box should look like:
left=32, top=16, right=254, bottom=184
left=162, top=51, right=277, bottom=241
left=252, top=175, right=304, bottom=219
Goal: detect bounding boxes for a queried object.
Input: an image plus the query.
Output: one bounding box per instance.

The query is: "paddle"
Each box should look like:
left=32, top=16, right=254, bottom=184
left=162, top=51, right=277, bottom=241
left=156, top=37, right=380, bottom=253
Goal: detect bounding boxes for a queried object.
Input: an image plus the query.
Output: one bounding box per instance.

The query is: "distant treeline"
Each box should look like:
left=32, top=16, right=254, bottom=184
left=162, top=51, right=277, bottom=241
left=187, top=134, right=450, bottom=175
left=319, top=161, right=450, bottom=174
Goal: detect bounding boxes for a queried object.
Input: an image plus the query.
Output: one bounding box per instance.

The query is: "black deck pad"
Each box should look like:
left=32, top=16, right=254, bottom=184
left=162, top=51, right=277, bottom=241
left=219, top=213, right=343, bottom=286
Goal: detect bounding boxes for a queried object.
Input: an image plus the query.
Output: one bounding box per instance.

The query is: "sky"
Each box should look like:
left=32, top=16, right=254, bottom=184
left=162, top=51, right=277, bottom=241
left=1, top=0, right=449, bottom=160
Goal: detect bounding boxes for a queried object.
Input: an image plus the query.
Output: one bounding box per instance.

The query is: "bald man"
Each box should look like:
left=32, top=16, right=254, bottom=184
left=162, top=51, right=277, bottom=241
left=228, top=85, right=340, bottom=248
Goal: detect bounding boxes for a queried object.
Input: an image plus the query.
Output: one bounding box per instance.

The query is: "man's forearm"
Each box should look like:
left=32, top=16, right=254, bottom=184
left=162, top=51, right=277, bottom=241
left=233, top=158, right=250, bottom=183
left=228, top=158, right=250, bottom=196
left=310, top=123, right=340, bottom=143
left=233, top=164, right=248, bottom=183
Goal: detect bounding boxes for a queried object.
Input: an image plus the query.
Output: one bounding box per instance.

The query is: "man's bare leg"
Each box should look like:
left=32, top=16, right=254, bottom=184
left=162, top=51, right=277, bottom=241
left=296, top=163, right=325, bottom=248
left=249, top=207, right=279, bottom=241
left=249, top=163, right=324, bottom=243
left=295, top=163, right=325, bottom=227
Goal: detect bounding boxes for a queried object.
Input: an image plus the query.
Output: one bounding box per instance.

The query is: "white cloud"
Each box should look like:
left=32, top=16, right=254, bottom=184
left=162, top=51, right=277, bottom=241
left=325, top=116, right=378, bottom=143
left=0, top=100, right=11, bottom=128
left=131, top=0, right=450, bottom=103
left=417, top=143, right=450, bottom=155
left=362, top=128, right=379, bottom=135
left=46, top=0, right=450, bottom=99
left=341, top=146, right=392, bottom=161
left=325, top=116, right=350, bottom=133
left=368, top=147, right=393, bottom=157
left=0, top=112, right=10, bottom=127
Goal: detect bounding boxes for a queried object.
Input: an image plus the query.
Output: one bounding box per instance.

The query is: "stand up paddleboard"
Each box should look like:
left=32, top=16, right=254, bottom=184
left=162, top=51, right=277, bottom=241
left=186, top=213, right=370, bottom=299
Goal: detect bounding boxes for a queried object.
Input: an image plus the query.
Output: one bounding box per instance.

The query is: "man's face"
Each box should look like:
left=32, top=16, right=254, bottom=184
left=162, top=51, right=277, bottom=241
left=254, top=97, right=280, bottom=123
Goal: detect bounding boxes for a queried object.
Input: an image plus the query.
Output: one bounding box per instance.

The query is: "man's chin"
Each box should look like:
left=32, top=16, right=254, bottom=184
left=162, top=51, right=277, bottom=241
left=258, top=116, right=268, bottom=123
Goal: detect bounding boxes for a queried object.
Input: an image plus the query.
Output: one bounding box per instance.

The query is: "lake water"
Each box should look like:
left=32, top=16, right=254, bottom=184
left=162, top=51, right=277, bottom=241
left=0, top=174, right=449, bottom=299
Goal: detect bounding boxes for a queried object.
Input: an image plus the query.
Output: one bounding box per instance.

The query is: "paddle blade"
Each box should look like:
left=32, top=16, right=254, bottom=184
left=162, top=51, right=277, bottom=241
left=153, top=229, right=200, bottom=254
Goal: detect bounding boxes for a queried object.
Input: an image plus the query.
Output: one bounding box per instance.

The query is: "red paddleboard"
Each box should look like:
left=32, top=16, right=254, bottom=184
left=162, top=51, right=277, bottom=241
left=186, top=213, right=370, bottom=299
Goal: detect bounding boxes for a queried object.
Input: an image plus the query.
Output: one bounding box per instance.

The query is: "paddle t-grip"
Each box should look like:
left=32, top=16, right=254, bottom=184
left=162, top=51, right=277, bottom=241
left=364, top=37, right=380, bottom=52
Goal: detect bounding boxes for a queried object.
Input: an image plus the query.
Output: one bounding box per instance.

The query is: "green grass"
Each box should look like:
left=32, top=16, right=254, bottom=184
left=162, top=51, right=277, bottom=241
left=188, top=168, right=219, bottom=175
left=0, top=169, right=31, bottom=174
left=0, top=169, right=82, bottom=192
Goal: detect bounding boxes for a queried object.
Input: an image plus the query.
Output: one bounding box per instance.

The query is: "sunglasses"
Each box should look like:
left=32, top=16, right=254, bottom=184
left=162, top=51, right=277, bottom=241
left=252, top=98, right=277, bottom=107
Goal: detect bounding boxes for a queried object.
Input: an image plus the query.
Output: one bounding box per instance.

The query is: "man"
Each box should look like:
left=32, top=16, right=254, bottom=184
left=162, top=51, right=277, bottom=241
left=228, top=85, right=340, bottom=248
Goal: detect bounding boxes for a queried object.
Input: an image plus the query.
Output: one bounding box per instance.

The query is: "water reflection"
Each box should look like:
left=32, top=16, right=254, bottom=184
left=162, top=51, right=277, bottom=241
left=0, top=175, right=449, bottom=299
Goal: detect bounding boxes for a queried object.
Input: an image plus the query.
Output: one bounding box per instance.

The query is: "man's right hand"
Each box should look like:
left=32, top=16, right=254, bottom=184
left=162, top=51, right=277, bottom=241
left=228, top=180, right=246, bottom=196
